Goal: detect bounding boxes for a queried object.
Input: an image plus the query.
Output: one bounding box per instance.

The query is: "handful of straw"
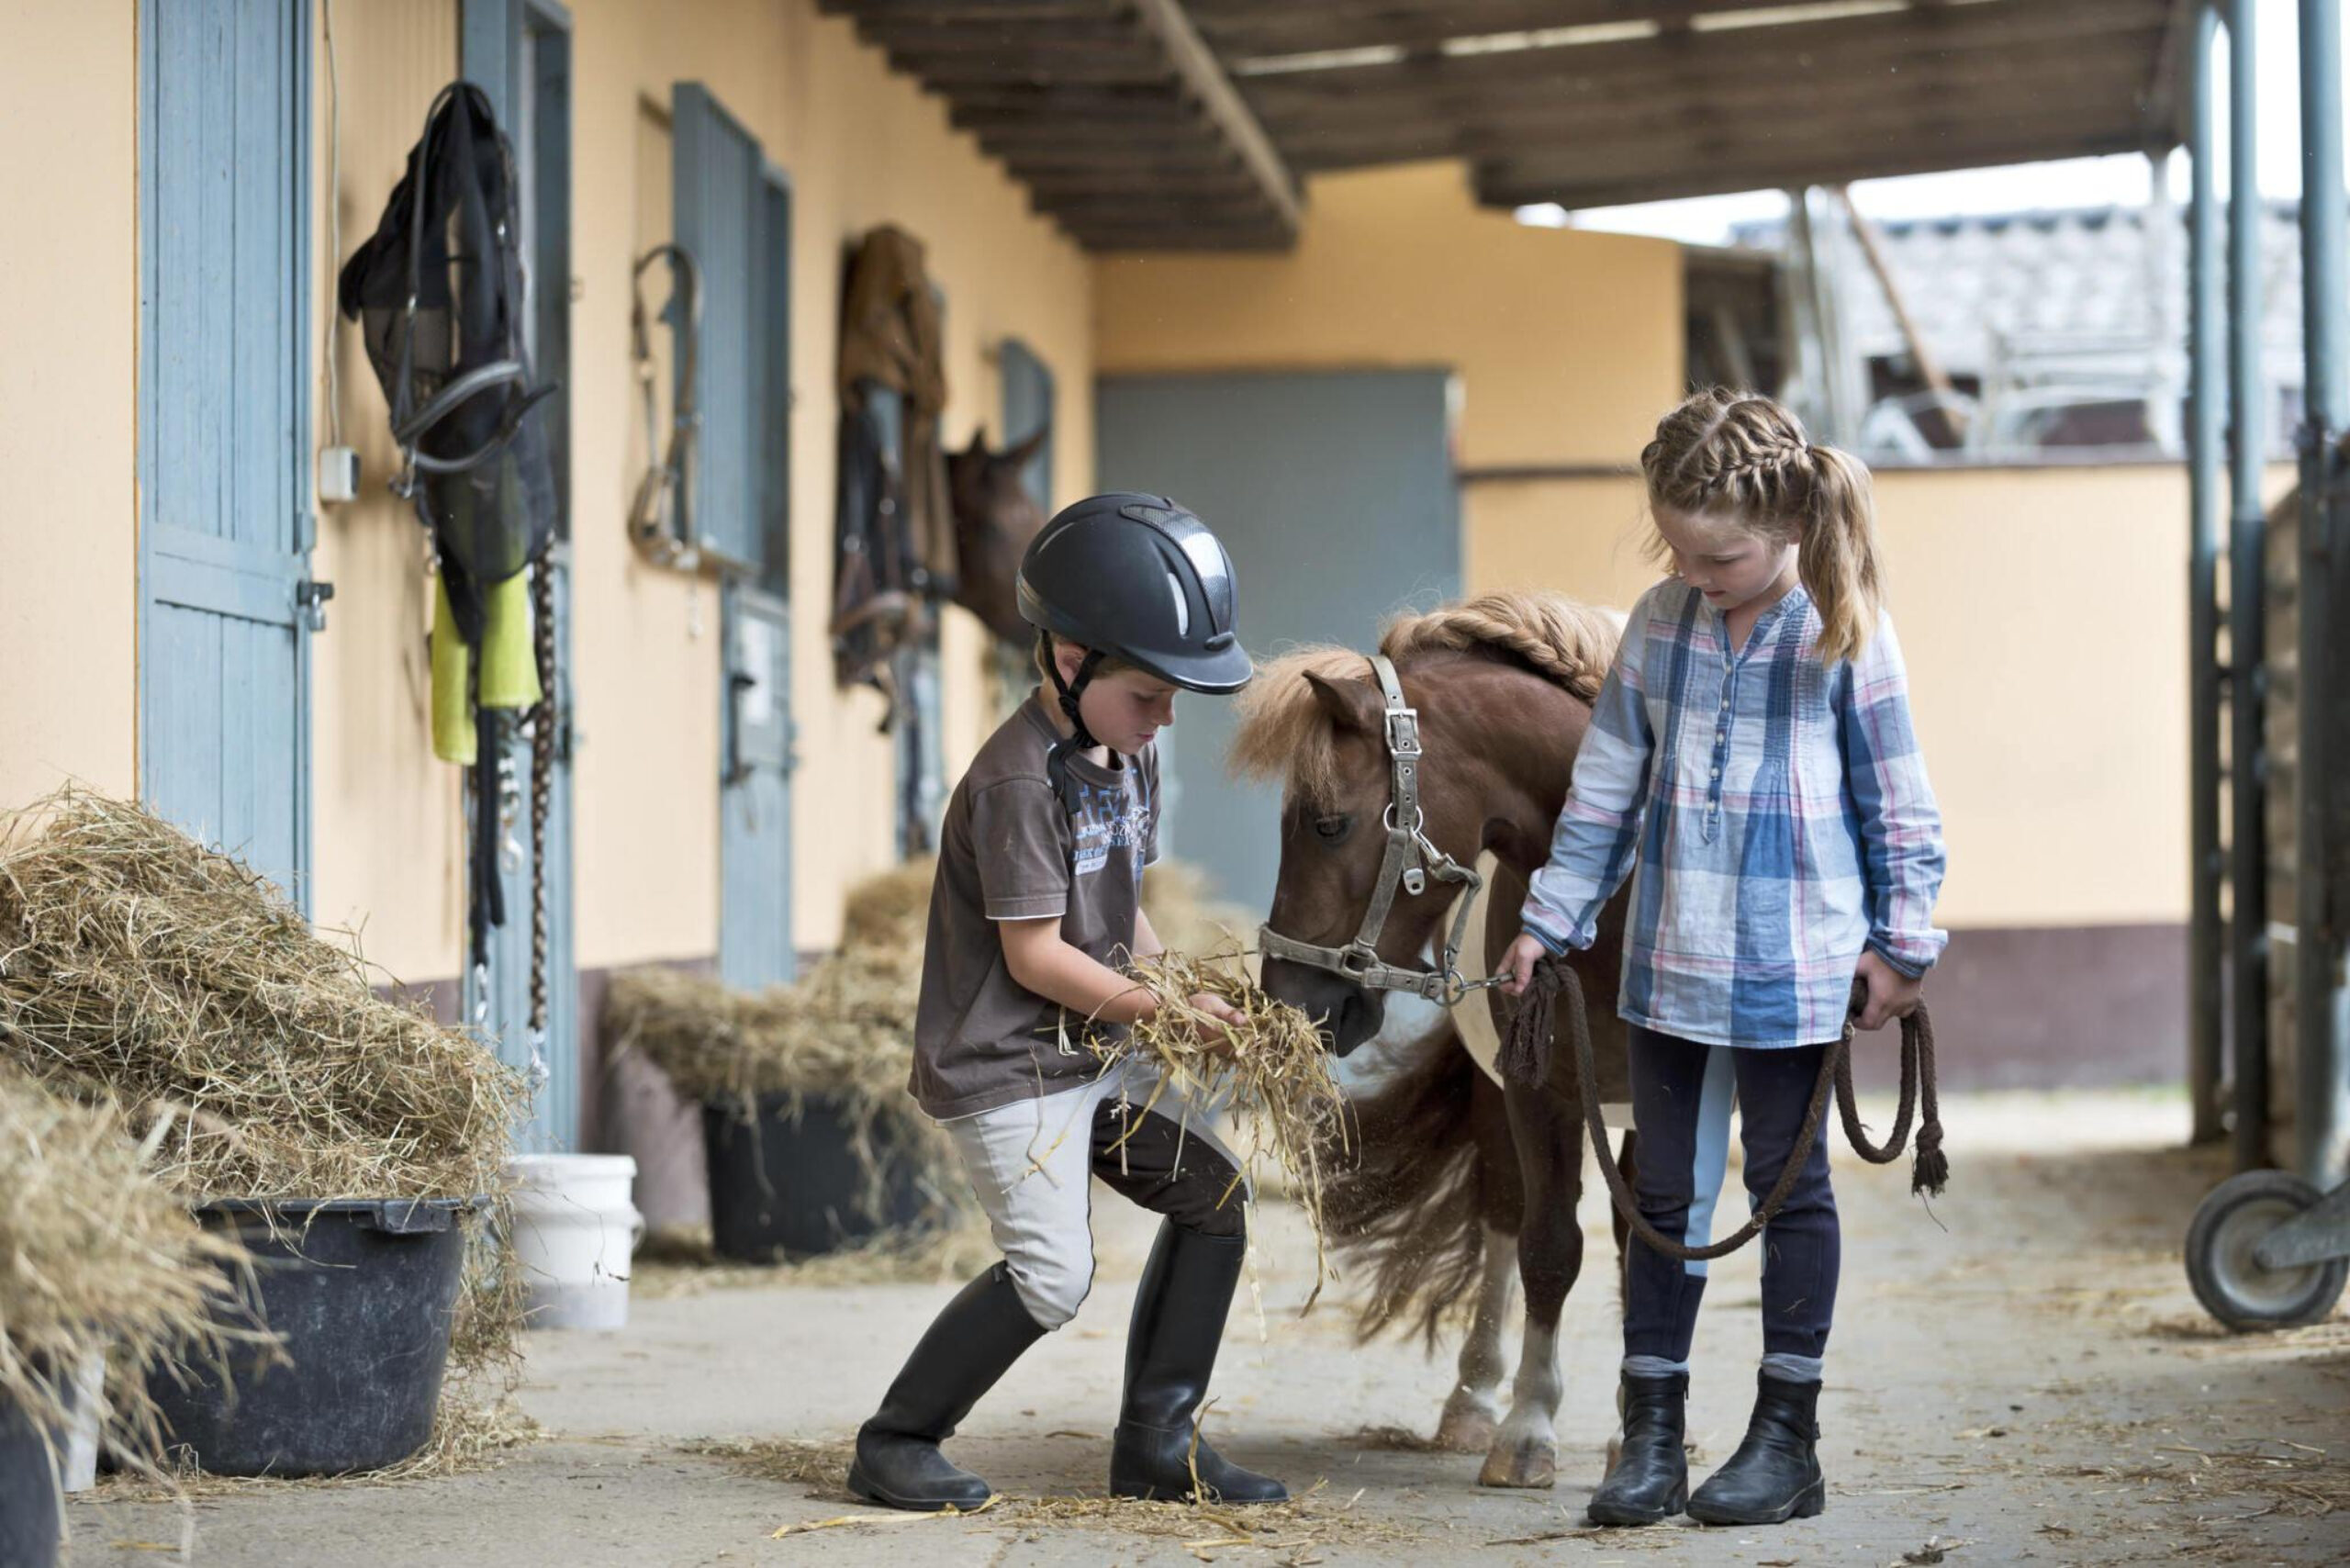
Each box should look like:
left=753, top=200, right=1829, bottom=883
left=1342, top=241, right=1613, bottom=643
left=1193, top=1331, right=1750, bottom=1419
left=1098, top=951, right=1350, bottom=1311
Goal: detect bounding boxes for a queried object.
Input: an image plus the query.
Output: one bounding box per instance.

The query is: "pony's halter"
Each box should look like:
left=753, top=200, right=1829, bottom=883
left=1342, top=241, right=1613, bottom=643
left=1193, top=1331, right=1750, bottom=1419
left=1258, top=654, right=1505, bottom=1009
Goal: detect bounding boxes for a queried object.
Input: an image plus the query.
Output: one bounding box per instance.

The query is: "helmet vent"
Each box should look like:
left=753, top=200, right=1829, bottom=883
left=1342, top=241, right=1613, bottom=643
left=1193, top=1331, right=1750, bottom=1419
left=1167, top=570, right=1190, bottom=637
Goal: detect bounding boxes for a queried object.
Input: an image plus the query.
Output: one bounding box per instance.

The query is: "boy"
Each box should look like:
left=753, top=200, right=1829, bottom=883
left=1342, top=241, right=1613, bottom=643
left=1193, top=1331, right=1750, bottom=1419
left=846, top=493, right=1286, bottom=1512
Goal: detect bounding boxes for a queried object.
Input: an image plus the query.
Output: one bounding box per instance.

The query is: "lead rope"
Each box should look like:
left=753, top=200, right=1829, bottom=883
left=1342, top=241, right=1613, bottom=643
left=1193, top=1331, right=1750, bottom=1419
left=1499, top=957, right=1946, bottom=1263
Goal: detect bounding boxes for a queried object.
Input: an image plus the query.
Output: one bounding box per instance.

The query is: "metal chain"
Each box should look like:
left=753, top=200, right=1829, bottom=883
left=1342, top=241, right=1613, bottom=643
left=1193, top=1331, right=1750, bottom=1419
left=529, top=558, right=554, bottom=1045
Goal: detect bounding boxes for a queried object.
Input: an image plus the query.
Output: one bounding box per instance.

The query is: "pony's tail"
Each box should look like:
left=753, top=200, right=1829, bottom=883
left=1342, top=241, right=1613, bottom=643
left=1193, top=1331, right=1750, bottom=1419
left=1326, top=1021, right=1516, bottom=1352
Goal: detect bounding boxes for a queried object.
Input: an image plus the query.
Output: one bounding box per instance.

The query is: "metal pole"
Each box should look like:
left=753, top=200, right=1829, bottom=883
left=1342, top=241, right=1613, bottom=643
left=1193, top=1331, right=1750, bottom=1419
left=2190, top=0, right=2228, bottom=1148
left=2299, top=0, right=2350, bottom=1186
left=2228, top=0, right=2272, bottom=1172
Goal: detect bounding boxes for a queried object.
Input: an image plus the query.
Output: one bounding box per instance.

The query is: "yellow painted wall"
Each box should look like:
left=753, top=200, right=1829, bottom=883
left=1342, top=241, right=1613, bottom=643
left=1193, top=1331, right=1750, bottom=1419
left=1475, top=462, right=2232, bottom=931
left=0, top=0, right=137, bottom=809
left=1096, top=162, right=1680, bottom=469
left=299, top=0, right=1095, bottom=977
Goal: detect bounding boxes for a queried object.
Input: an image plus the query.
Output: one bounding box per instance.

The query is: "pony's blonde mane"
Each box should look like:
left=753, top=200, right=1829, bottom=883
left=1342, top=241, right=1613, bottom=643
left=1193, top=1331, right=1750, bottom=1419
left=1229, top=590, right=1624, bottom=807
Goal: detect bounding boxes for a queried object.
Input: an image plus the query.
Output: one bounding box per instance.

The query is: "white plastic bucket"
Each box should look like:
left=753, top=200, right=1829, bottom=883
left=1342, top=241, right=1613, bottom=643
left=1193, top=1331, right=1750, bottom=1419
left=508, top=1154, right=643, bottom=1331
left=60, top=1350, right=103, bottom=1492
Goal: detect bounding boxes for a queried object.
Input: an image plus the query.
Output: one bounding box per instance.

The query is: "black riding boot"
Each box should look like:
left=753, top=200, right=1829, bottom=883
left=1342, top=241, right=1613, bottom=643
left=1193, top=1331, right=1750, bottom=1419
left=847, top=1262, right=1046, bottom=1510
left=1108, top=1223, right=1288, bottom=1504
left=1585, top=1372, right=1690, bottom=1526
left=1687, top=1372, right=1826, bottom=1526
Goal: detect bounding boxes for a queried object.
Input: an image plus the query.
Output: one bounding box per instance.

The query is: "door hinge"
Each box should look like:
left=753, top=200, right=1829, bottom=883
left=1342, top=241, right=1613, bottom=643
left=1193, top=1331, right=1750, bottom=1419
left=296, top=579, right=336, bottom=632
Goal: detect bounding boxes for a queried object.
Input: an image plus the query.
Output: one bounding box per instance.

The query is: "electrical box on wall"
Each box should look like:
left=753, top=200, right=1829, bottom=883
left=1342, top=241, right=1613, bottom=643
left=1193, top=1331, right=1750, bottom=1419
left=318, top=446, right=361, bottom=504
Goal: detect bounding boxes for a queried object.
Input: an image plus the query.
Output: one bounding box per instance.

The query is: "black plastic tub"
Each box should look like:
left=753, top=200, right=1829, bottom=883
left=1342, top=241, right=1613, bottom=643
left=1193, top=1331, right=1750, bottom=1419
left=149, top=1197, right=476, bottom=1478
left=0, top=1383, right=62, bottom=1568
left=703, top=1093, right=933, bottom=1262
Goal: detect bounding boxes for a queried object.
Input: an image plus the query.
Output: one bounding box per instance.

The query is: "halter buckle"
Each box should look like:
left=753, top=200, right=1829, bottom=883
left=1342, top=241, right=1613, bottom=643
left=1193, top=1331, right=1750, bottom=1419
left=1383, top=706, right=1422, bottom=757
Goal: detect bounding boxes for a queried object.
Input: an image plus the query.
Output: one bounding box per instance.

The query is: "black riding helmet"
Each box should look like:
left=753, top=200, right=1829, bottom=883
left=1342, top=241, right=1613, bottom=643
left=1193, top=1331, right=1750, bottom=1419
left=1017, top=494, right=1252, bottom=801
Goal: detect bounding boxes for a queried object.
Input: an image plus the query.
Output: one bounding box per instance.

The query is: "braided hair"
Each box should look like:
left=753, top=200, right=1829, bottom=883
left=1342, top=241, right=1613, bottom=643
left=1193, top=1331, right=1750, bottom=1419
left=1640, top=387, right=1885, bottom=665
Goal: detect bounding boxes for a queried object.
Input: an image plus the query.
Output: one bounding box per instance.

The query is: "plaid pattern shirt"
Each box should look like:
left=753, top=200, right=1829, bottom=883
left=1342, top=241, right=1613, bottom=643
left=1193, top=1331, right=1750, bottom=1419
left=1522, top=579, right=1947, bottom=1049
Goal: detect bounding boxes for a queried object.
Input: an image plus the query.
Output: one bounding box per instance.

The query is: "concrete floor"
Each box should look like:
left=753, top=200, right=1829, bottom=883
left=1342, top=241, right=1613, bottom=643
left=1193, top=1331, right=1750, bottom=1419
left=64, top=1088, right=2350, bottom=1567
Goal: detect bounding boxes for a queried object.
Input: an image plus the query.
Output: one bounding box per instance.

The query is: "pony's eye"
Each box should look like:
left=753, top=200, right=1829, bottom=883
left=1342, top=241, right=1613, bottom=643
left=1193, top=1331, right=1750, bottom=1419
left=1314, top=814, right=1351, bottom=843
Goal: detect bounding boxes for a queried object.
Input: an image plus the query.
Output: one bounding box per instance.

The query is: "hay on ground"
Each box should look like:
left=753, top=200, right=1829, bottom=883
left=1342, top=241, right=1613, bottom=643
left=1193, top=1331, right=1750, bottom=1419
left=1098, top=950, right=1349, bottom=1310
left=0, top=789, right=531, bottom=1479
left=683, top=1436, right=1427, bottom=1550
left=0, top=1066, right=258, bottom=1473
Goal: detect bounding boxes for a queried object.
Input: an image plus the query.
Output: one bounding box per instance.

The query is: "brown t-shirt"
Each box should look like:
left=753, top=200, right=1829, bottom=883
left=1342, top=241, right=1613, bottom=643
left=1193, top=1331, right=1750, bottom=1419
left=910, top=692, right=1161, bottom=1119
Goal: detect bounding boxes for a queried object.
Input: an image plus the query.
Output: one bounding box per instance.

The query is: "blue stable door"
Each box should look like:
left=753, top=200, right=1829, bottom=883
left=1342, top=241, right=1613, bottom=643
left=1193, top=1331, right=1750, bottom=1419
left=140, top=0, right=318, bottom=909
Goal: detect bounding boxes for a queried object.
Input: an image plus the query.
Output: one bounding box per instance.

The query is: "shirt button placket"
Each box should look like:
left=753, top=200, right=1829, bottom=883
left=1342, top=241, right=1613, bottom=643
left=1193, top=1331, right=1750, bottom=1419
left=1708, top=665, right=1732, bottom=834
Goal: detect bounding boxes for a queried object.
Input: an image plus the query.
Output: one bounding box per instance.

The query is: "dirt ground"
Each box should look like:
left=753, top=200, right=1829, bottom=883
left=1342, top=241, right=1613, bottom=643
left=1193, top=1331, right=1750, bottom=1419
left=63, top=1088, right=2350, bottom=1567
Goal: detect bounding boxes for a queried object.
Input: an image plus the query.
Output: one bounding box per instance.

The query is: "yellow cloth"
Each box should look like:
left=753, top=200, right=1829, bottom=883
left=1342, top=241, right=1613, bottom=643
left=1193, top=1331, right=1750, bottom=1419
left=429, top=570, right=543, bottom=766
left=477, top=569, right=543, bottom=711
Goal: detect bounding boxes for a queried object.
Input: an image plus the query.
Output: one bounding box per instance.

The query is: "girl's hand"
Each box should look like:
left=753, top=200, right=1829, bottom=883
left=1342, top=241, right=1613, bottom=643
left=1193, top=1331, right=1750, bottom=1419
left=1853, top=949, right=1923, bottom=1033
left=1497, top=933, right=1549, bottom=998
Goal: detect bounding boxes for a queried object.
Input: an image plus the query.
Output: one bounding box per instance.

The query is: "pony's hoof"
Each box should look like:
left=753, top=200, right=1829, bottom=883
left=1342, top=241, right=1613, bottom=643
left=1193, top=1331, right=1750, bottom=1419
left=1478, top=1436, right=1559, bottom=1489
left=1436, top=1395, right=1501, bottom=1454
left=1603, top=1429, right=1626, bottom=1478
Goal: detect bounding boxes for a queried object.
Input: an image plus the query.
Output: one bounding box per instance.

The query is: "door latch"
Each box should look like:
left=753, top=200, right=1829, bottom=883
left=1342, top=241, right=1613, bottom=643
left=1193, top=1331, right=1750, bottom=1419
left=296, top=579, right=336, bottom=632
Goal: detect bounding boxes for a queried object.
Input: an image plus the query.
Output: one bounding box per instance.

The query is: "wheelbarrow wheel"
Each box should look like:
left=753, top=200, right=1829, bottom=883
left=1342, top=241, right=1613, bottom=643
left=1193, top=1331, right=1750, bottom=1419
left=2186, top=1170, right=2349, bottom=1332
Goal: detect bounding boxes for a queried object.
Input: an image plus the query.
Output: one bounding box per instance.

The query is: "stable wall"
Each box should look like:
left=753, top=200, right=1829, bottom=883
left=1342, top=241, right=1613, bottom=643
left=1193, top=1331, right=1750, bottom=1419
left=302, top=0, right=1095, bottom=982
left=0, top=1, right=138, bottom=811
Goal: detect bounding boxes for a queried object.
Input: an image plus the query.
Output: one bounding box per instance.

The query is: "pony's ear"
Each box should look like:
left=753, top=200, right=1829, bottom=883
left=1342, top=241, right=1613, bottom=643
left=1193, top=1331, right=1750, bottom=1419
left=1001, top=423, right=1048, bottom=470
left=1302, top=670, right=1382, bottom=736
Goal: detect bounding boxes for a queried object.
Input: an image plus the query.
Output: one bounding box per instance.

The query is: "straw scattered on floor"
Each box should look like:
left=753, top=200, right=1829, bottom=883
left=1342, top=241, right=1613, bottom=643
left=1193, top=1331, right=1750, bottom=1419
left=682, top=1437, right=1428, bottom=1551
left=1095, top=950, right=1350, bottom=1311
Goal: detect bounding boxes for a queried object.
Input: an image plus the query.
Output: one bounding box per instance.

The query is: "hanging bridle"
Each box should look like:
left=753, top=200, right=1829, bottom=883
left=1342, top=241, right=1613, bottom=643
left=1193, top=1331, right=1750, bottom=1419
left=1258, top=655, right=1506, bottom=1010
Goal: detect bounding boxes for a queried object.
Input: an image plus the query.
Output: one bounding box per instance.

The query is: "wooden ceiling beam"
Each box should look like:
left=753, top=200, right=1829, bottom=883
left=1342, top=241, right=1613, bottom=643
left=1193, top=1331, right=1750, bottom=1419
left=1270, top=47, right=2159, bottom=169
left=817, top=0, right=1111, bottom=18
left=823, top=0, right=1302, bottom=248
left=1191, top=0, right=1893, bottom=59
left=1253, top=26, right=2166, bottom=134
left=872, top=52, right=1180, bottom=85
left=1480, top=95, right=2148, bottom=188
left=951, top=99, right=1203, bottom=135
left=1126, top=0, right=1302, bottom=232
left=1236, top=0, right=2168, bottom=106
left=1477, top=114, right=2154, bottom=207
left=859, top=24, right=1158, bottom=54
left=998, top=146, right=1248, bottom=174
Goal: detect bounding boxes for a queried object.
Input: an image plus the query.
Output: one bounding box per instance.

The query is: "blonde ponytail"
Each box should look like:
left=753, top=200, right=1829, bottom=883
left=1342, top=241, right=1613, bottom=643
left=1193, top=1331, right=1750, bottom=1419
left=1797, top=442, right=1885, bottom=666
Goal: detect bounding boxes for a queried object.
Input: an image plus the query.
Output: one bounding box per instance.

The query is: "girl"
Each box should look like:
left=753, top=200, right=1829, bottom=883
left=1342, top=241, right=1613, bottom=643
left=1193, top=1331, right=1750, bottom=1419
left=1499, top=388, right=1947, bottom=1529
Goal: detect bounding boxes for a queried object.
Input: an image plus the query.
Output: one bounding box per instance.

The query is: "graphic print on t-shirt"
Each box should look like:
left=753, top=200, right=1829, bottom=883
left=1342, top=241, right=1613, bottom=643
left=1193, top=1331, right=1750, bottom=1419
left=1069, top=771, right=1153, bottom=878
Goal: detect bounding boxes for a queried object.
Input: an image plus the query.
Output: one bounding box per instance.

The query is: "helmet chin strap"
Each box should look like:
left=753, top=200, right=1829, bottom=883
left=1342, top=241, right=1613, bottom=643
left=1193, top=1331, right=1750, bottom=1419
left=1040, top=630, right=1110, bottom=812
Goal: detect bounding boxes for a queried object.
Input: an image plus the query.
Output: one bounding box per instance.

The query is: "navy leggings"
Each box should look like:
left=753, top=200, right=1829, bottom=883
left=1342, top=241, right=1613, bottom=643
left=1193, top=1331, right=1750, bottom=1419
left=1621, top=1025, right=1841, bottom=1364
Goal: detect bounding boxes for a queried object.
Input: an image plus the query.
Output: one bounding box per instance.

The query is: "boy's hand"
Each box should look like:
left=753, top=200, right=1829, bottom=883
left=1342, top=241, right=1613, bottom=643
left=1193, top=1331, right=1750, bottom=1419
left=1853, top=949, right=1923, bottom=1033
left=1497, top=933, right=1549, bottom=998
left=1185, top=992, right=1247, bottom=1058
